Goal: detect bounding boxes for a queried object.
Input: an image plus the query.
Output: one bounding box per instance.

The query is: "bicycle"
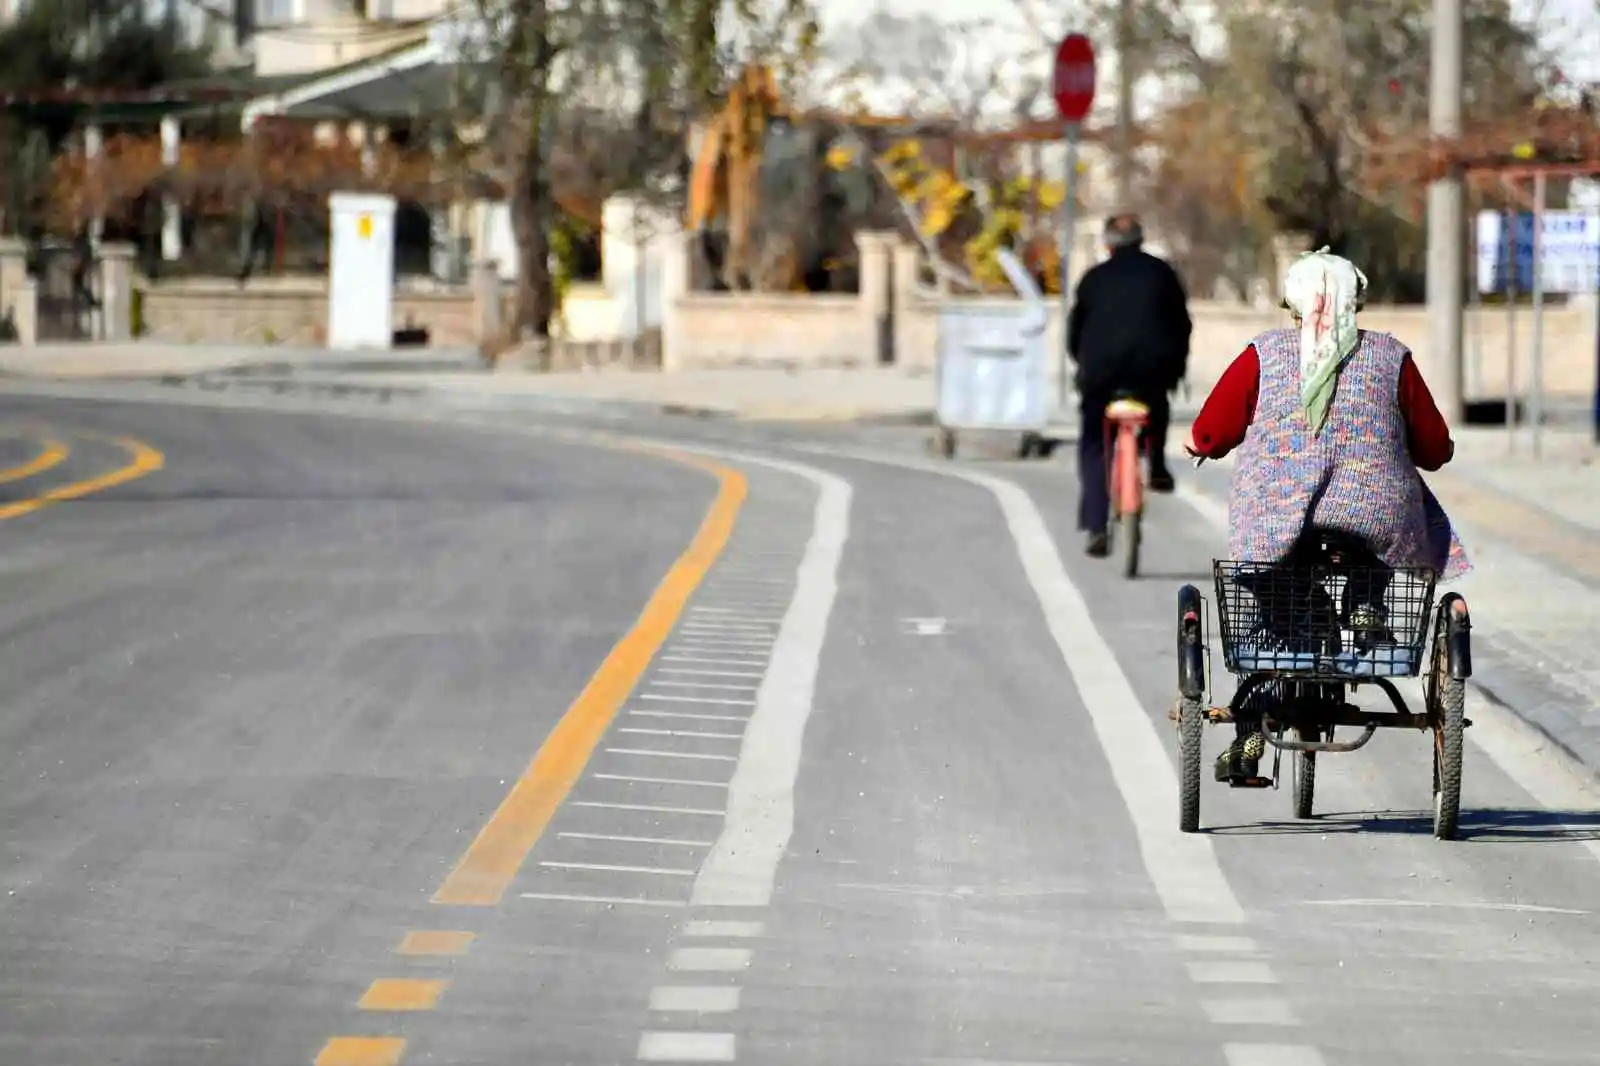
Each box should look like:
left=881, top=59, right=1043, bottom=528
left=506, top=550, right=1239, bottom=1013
left=1102, top=394, right=1151, bottom=578
left=1172, top=528, right=1474, bottom=839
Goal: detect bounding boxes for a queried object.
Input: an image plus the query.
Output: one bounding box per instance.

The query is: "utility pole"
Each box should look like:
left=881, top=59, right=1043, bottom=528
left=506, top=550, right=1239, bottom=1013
left=1426, top=0, right=1465, bottom=422
left=1114, top=0, right=1134, bottom=208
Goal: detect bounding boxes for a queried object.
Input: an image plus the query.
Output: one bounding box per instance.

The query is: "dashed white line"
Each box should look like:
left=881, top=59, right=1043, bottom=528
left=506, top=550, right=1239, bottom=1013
left=1223, top=1044, right=1326, bottom=1066
left=1187, top=961, right=1278, bottom=984
left=683, top=920, right=765, bottom=938
left=681, top=622, right=777, bottom=633
left=571, top=801, right=725, bottom=816
left=648, top=986, right=742, bottom=1012
left=640, top=693, right=757, bottom=706
left=667, top=947, right=753, bottom=972
left=637, top=1031, right=736, bottom=1062
left=520, top=892, right=685, bottom=908
left=559, top=831, right=717, bottom=846
left=672, top=638, right=774, bottom=650
left=630, top=710, right=749, bottom=724
left=618, top=727, right=747, bottom=740
left=606, top=747, right=739, bottom=762
left=661, top=655, right=769, bottom=668
left=649, top=680, right=760, bottom=691
left=690, top=607, right=784, bottom=620
left=591, top=774, right=730, bottom=789
left=540, top=861, right=696, bottom=877
left=657, top=667, right=766, bottom=679
left=1201, top=999, right=1301, bottom=1026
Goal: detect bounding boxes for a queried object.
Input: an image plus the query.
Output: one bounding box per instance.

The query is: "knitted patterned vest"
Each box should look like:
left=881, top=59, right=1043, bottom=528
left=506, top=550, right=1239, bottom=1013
left=1227, top=327, right=1469, bottom=579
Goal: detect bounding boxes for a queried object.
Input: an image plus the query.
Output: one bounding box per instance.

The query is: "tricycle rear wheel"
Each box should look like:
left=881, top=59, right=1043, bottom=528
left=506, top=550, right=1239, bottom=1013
left=1291, top=731, right=1317, bottom=819
left=1178, top=696, right=1204, bottom=832
left=1428, top=609, right=1467, bottom=840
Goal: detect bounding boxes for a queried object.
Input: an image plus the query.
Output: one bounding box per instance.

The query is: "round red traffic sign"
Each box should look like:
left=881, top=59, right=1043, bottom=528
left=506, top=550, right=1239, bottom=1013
left=1053, top=33, right=1096, bottom=123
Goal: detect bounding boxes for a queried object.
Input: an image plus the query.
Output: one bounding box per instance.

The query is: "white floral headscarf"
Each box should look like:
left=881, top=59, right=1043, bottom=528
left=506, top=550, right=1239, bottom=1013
left=1282, top=247, right=1367, bottom=435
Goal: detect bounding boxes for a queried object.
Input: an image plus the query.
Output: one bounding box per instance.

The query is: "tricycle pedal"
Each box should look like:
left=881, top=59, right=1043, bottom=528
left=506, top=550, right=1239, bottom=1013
left=1229, top=776, right=1275, bottom=790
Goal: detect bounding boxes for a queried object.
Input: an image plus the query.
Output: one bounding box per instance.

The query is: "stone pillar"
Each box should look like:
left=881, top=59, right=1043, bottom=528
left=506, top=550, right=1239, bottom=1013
left=890, top=241, right=923, bottom=368
left=12, top=278, right=36, bottom=346
left=160, top=116, right=182, bottom=261
left=0, top=236, right=29, bottom=314
left=854, top=230, right=897, bottom=366
left=659, top=231, right=690, bottom=371
left=98, top=242, right=136, bottom=341
left=472, top=259, right=501, bottom=345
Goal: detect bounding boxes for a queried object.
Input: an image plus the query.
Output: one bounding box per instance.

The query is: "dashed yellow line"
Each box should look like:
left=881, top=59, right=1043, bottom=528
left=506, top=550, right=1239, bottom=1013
left=358, top=979, right=447, bottom=1012
left=0, top=436, right=68, bottom=484
left=0, top=434, right=163, bottom=522
left=314, top=1037, right=406, bottom=1066
left=395, top=931, right=474, bottom=957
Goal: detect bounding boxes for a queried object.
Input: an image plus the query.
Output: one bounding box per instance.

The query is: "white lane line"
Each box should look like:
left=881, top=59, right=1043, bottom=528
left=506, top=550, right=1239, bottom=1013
left=649, top=680, right=760, bottom=691
left=637, top=1031, right=736, bottom=1062
left=673, top=637, right=774, bottom=650
left=649, top=986, right=742, bottom=1013
left=1177, top=935, right=1262, bottom=954
left=606, top=747, right=739, bottom=762
left=667, top=947, right=753, bottom=971
left=640, top=693, right=757, bottom=706
left=682, top=622, right=778, bottom=633
left=630, top=710, right=750, bottom=724
left=1304, top=898, right=1590, bottom=914
left=658, top=668, right=766, bottom=679
left=705, top=575, right=790, bottom=584
left=796, top=444, right=1243, bottom=926
left=690, top=608, right=785, bottom=619
left=618, top=727, right=747, bottom=740
left=1201, top=999, right=1301, bottom=1026
left=1174, top=475, right=1600, bottom=871
left=540, top=861, right=697, bottom=876
left=1223, top=1044, right=1326, bottom=1066
left=1187, top=961, right=1278, bottom=984
left=692, top=458, right=849, bottom=908
left=591, top=774, right=730, bottom=789
left=520, top=892, right=685, bottom=909
left=571, top=801, right=725, bottom=816
left=661, top=655, right=769, bottom=668
left=683, top=920, right=765, bottom=938
left=559, top=831, right=716, bottom=846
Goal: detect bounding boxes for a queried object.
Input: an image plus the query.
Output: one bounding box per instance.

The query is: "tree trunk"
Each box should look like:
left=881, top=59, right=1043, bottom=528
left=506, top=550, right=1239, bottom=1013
left=507, top=101, right=554, bottom=367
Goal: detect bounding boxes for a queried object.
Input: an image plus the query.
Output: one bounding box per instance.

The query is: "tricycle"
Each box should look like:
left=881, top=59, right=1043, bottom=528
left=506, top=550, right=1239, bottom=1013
left=1173, top=527, right=1474, bottom=839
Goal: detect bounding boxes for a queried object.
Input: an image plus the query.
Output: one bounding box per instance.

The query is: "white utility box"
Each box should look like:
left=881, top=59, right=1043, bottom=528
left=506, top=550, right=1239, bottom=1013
left=327, top=191, right=396, bottom=348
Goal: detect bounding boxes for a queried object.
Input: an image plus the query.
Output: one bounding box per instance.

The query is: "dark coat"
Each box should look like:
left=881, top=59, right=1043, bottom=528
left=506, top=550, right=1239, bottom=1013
left=1066, top=246, right=1193, bottom=397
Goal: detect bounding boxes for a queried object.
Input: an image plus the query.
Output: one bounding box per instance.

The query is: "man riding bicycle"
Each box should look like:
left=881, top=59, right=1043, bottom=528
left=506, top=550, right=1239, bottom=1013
left=1067, top=213, right=1193, bottom=557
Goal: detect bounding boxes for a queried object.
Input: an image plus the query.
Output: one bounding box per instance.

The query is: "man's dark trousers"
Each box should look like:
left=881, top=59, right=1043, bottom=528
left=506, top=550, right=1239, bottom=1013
left=1077, top=388, right=1171, bottom=532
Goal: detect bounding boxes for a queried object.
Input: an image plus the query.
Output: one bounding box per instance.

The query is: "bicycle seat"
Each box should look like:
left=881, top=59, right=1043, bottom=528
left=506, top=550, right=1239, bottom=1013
left=1105, top=398, right=1151, bottom=421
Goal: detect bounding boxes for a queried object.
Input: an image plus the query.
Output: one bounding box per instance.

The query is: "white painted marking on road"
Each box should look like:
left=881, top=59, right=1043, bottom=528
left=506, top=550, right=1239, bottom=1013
left=640, top=693, right=757, bottom=706
left=661, top=654, right=769, bottom=668
left=1187, top=961, right=1278, bottom=984
left=682, top=920, right=765, bottom=938
left=592, top=774, right=729, bottom=789
left=540, top=860, right=697, bottom=877
left=691, top=607, right=785, bottom=620
left=1201, top=999, right=1301, bottom=1026
left=1222, top=1044, right=1326, bottom=1066
left=682, top=621, right=777, bottom=633
left=649, top=986, right=742, bottom=1013
left=1177, top=935, right=1262, bottom=954
left=637, top=1031, right=736, bottom=1062
left=559, top=831, right=716, bottom=847
left=795, top=445, right=1244, bottom=926
left=606, top=747, right=739, bottom=762
left=673, top=636, right=775, bottom=649
left=692, top=459, right=850, bottom=908
left=667, top=946, right=753, bottom=972
left=1304, top=898, right=1590, bottom=915
left=630, top=710, right=750, bottom=724
left=705, top=575, right=790, bottom=584
left=619, top=727, right=746, bottom=740
left=572, top=801, right=725, bottom=816
left=900, top=616, right=949, bottom=635
left=649, top=679, right=760, bottom=691
left=658, top=667, right=767, bottom=679
left=519, top=892, right=685, bottom=909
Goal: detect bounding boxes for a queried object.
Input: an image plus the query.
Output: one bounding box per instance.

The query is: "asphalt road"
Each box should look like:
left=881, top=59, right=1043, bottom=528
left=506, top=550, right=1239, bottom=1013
left=2, top=387, right=1599, bottom=1066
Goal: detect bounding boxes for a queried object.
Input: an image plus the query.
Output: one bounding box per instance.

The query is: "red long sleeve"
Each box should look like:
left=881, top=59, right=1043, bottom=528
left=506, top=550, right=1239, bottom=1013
left=1189, top=346, right=1454, bottom=469
left=1397, top=355, right=1454, bottom=470
left=1190, top=345, right=1259, bottom=459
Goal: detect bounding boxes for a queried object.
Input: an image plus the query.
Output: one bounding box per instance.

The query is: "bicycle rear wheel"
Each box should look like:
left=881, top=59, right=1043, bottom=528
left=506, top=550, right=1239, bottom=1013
left=1120, top=511, right=1141, bottom=578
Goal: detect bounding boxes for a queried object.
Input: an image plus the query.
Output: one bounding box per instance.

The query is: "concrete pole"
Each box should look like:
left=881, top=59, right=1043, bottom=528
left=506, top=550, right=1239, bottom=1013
left=1426, top=0, right=1465, bottom=422
left=1114, top=0, right=1134, bottom=208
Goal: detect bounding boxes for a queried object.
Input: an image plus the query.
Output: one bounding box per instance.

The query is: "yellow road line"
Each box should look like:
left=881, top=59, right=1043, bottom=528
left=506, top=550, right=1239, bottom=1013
left=432, top=451, right=747, bottom=907
left=314, top=1037, right=406, bottom=1066
left=0, top=436, right=69, bottom=484
left=358, top=979, right=447, bottom=1012
left=395, top=930, right=475, bottom=956
left=0, top=435, right=163, bottom=522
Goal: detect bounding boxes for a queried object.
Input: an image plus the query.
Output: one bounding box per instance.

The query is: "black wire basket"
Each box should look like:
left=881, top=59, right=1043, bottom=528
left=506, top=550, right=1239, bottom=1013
left=1212, top=560, right=1437, bottom=679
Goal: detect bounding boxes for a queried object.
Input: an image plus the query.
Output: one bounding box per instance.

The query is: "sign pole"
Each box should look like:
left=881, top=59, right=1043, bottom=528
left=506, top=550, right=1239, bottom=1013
left=1058, top=120, right=1079, bottom=411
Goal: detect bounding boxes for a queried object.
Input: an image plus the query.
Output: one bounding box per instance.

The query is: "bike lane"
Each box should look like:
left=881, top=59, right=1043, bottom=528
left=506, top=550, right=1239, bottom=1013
left=1004, top=451, right=1600, bottom=1066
